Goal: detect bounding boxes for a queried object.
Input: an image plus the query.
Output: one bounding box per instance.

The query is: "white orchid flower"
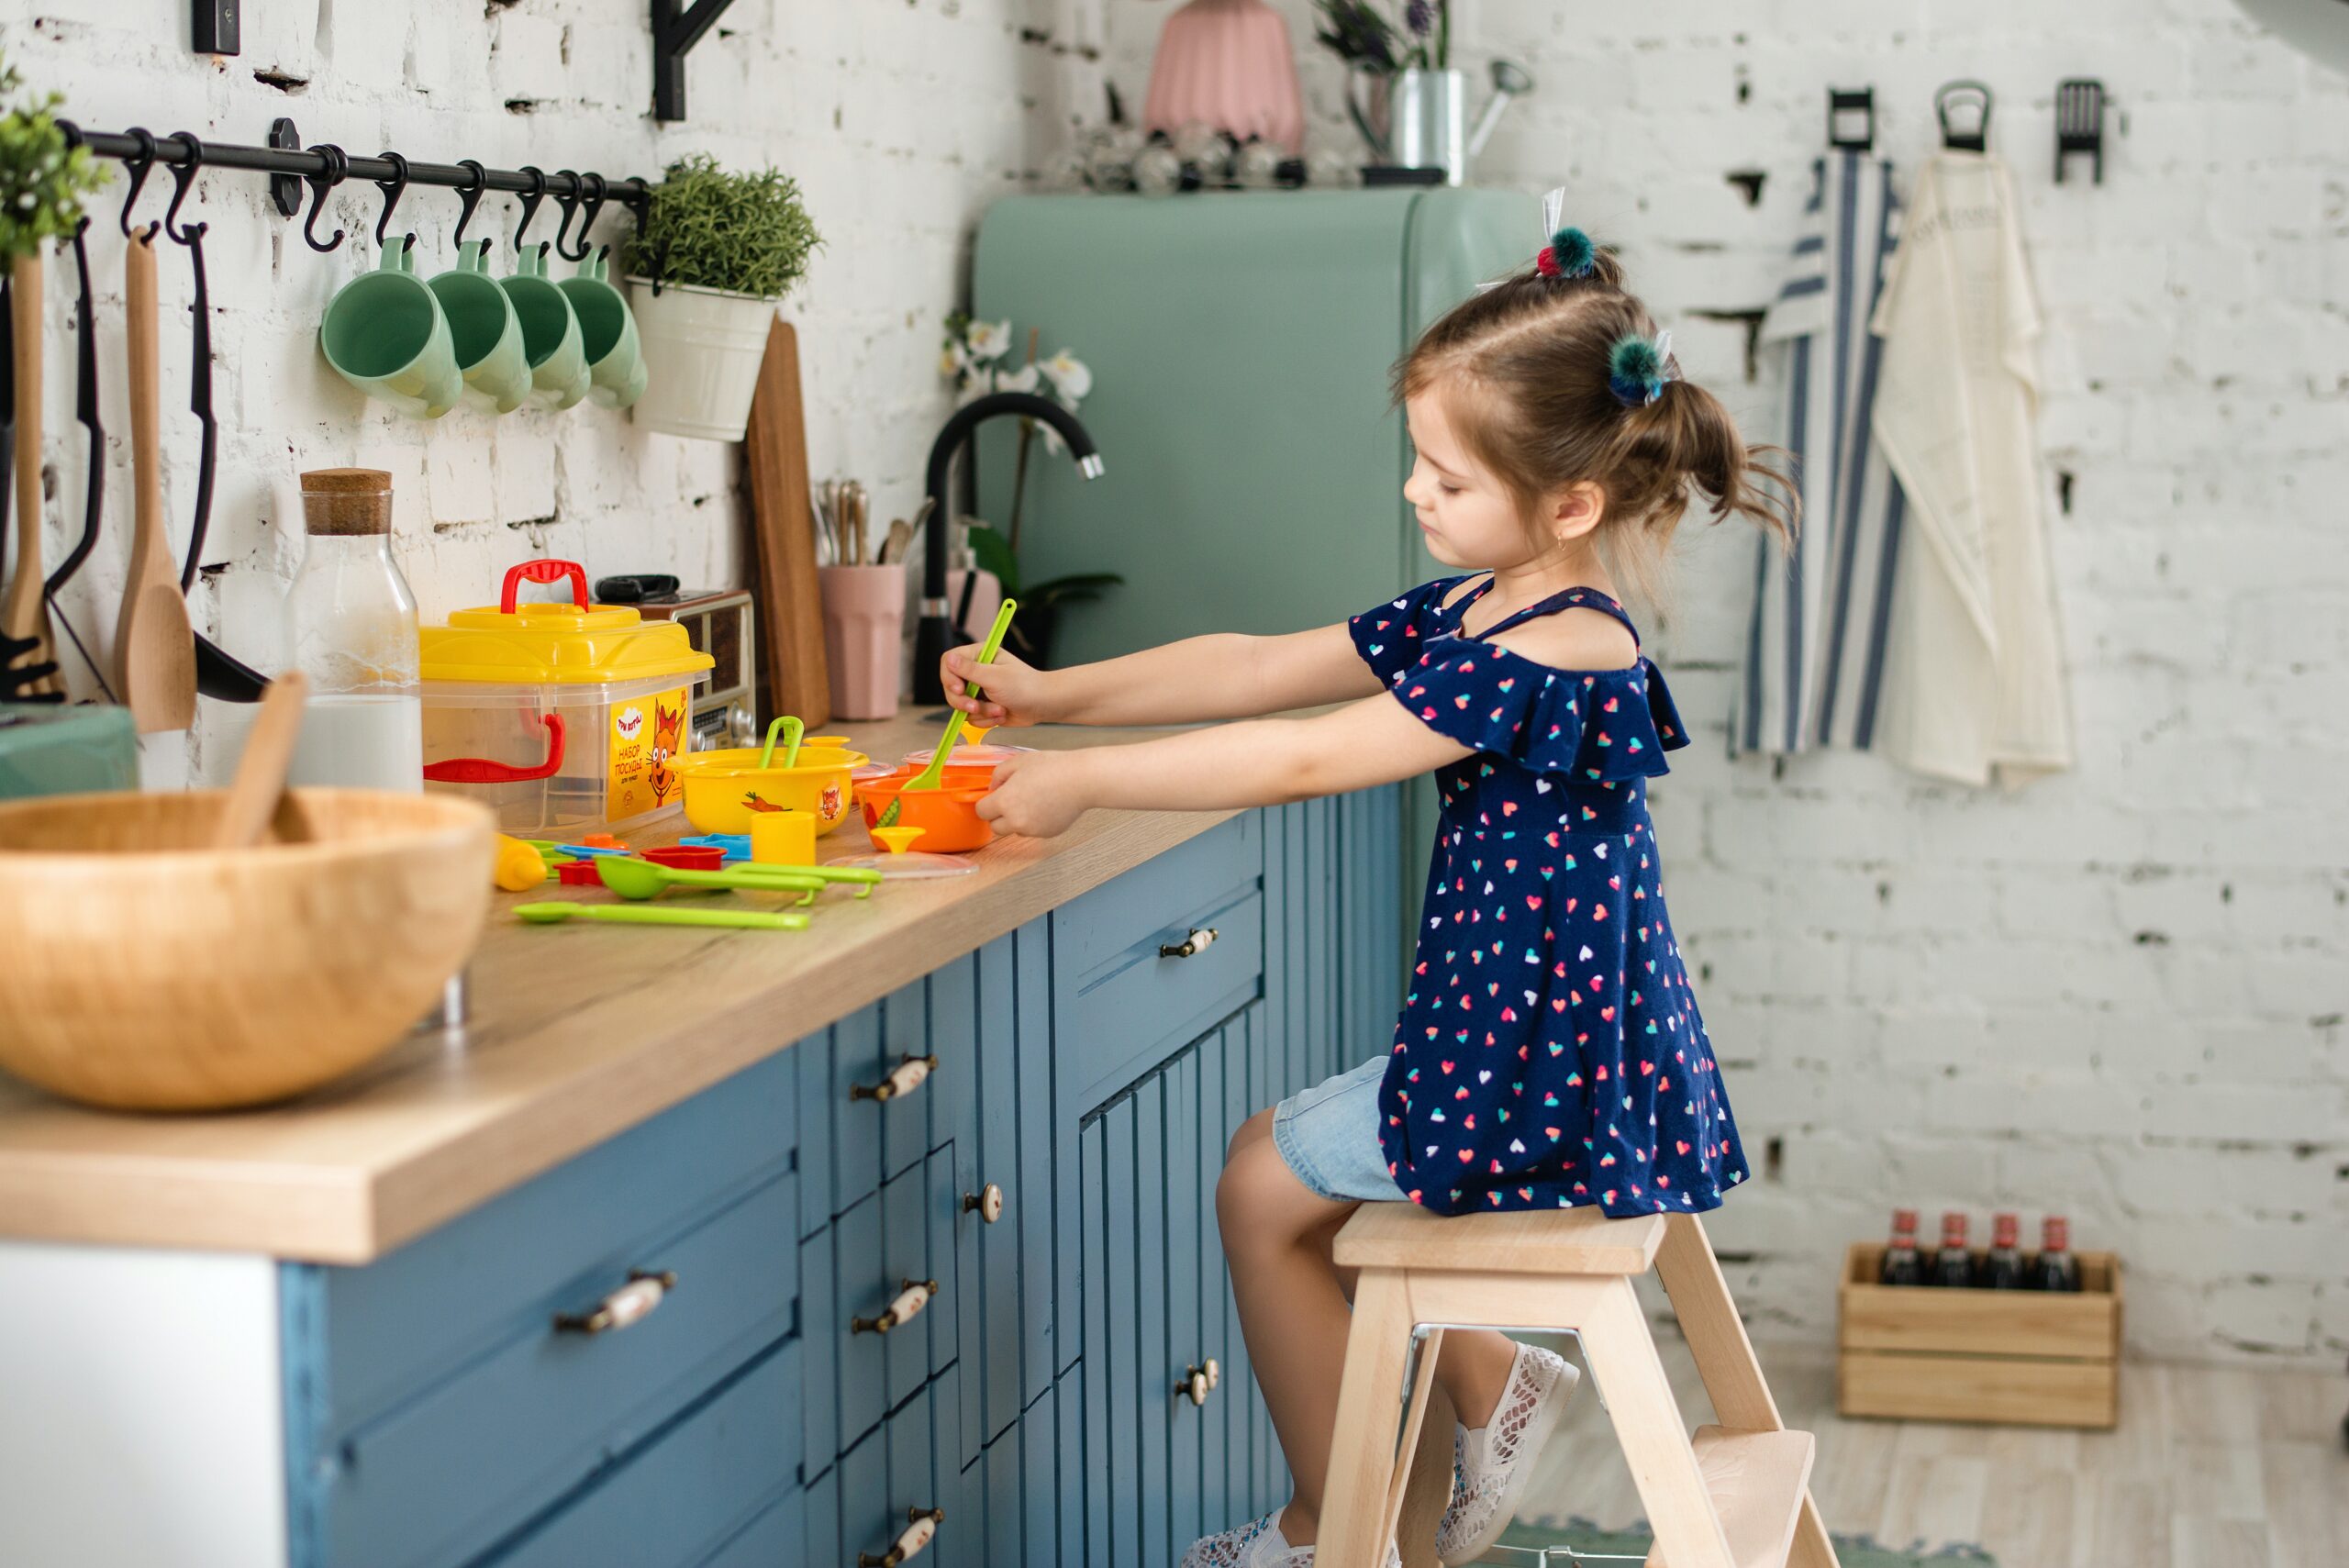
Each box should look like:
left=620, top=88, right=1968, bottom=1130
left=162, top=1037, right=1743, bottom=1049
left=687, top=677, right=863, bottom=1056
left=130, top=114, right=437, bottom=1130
left=939, top=339, right=970, bottom=380
left=995, top=362, right=1041, bottom=395
left=963, top=318, right=1015, bottom=361
left=956, top=366, right=996, bottom=406
left=1037, top=422, right=1066, bottom=456
left=1041, top=350, right=1093, bottom=402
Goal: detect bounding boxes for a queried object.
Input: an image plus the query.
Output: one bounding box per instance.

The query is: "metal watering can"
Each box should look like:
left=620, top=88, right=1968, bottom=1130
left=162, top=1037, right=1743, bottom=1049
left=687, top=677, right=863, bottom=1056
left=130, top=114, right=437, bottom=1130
left=1348, top=60, right=1535, bottom=186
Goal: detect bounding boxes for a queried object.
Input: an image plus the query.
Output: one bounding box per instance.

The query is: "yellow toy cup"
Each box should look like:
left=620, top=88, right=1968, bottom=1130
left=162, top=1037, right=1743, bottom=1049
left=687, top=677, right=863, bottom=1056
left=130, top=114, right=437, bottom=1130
left=751, top=810, right=817, bottom=867
left=672, top=742, right=869, bottom=836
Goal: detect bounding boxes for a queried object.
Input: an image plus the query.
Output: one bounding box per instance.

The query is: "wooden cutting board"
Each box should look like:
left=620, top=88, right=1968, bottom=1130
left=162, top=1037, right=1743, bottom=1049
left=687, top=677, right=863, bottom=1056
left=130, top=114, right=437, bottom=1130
left=741, top=318, right=829, bottom=729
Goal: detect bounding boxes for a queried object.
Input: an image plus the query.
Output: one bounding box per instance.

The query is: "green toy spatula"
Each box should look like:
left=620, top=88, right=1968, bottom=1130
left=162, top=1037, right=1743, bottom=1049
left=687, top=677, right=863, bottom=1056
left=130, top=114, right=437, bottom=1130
left=879, top=597, right=1016, bottom=828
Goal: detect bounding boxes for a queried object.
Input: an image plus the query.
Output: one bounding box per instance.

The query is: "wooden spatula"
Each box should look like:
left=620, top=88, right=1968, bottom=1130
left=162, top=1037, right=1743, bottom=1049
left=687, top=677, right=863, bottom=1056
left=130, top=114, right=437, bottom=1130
left=116, top=230, right=196, bottom=734
left=0, top=250, right=58, bottom=695
left=215, top=669, right=306, bottom=849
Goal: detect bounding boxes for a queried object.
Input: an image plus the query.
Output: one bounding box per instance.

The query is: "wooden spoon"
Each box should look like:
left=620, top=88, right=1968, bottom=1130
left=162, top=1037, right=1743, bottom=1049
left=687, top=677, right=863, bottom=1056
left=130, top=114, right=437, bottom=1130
left=116, top=231, right=196, bottom=733
left=0, top=250, right=58, bottom=695
left=214, top=669, right=306, bottom=849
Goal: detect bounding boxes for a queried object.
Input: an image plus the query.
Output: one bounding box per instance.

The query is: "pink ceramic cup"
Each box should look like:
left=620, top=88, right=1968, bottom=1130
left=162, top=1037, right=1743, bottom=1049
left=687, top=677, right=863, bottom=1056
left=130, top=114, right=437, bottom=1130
left=818, top=564, right=906, bottom=720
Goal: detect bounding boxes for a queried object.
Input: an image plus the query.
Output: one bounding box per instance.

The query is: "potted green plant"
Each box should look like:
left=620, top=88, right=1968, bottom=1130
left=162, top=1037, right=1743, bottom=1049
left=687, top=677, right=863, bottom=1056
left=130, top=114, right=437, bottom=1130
left=623, top=154, right=821, bottom=440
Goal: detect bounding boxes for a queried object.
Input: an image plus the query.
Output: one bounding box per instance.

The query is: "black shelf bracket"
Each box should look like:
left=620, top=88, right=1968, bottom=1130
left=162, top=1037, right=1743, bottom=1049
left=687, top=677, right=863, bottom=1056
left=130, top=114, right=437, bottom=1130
left=652, top=0, right=740, bottom=123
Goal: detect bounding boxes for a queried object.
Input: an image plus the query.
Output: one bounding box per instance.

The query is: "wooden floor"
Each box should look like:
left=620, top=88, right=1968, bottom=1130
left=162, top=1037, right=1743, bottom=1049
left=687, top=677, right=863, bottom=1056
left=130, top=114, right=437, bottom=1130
left=1512, top=1337, right=2348, bottom=1566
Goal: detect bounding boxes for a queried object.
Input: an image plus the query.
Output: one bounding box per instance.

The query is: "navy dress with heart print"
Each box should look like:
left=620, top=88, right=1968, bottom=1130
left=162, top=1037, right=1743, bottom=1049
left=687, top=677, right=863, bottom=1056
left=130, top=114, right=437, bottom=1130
left=1350, top=576, right=1748, bottom=1218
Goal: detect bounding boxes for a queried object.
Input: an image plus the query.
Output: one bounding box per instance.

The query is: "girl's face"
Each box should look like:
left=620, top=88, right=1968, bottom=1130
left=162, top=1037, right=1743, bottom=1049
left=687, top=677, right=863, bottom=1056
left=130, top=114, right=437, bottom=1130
left=1403, top=387, right=1549, bottom=571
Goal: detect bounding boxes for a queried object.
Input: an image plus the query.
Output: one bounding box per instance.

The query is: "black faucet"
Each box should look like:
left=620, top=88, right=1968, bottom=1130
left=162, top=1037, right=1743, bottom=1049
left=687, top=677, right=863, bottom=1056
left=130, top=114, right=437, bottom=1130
left=913, top=392, right=1104, bottom=704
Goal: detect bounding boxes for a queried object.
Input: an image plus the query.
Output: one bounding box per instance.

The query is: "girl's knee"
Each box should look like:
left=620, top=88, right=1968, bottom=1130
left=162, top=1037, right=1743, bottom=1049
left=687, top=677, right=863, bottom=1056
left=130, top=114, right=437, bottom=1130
left=1225, top=1106, right=1275, bottom=1165
left=1216, top=1122, right=1298, bottom=1239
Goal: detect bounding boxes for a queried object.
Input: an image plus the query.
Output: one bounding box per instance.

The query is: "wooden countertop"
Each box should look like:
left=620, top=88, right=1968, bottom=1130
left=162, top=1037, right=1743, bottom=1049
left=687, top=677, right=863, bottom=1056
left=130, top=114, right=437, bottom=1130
left=0, top=717, right=1232, bottom=1264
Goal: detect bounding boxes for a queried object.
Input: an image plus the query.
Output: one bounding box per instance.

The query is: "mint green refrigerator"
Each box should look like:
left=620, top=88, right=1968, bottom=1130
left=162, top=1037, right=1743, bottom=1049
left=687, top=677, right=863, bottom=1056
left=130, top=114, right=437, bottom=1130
left=973, top=187, right=1530, bottom=940
left=973, top=187, right=1530, bottom=664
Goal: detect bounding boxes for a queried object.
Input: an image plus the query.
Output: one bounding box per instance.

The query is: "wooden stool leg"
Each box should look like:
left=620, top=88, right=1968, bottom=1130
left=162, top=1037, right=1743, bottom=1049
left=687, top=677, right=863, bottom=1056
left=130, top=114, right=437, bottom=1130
left=1320, top=1269, right=1418, bottom=1568
left=1385, top=1328, right=1448, bottom=1568
left=1657, top=1216, right=1842, bottom=1568
left=1575, top=1275, right=1737, bottom=1568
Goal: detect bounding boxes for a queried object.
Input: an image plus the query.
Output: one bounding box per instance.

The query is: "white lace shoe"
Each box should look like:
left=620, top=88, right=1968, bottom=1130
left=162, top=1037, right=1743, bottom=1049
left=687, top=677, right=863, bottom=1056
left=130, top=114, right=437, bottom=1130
left=1433, top=1341, right=1579, bottom=1566
left=1178, top=1511, right=1403, bottom=1568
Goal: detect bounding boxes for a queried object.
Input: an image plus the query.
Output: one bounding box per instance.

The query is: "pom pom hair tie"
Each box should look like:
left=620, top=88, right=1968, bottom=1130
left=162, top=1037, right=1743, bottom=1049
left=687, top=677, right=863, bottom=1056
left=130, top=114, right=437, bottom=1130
left=1536, top=225, right=1598, bottom=279
left=1607, top=328, right=1678, bottom=408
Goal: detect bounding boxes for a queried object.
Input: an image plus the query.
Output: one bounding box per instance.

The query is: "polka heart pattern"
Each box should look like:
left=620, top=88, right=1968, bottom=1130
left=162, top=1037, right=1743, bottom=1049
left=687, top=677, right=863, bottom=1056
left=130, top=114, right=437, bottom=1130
left=1347, top=577, right=1746, bottom=1219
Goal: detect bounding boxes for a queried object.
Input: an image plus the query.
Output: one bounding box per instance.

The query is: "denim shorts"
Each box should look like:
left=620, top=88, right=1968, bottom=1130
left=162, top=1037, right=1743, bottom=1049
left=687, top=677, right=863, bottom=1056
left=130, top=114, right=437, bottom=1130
left=1272, top=1055, right=1408, bottom=1204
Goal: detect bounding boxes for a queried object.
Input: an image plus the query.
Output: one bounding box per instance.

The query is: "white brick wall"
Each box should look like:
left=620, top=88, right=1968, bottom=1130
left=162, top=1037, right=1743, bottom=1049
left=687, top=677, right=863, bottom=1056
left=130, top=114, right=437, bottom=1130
left=4, top=0, right=1108, bottom=782
left=1097, top=1, right=2349, bottom=1364
left=10, top=2, right=2343, bottom=1365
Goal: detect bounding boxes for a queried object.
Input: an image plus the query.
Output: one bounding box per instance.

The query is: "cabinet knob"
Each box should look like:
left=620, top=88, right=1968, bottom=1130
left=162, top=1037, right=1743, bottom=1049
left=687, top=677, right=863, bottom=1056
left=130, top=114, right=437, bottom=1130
left=852, top=1277, right=940, bottom=1336
left=1177, top=1360, right=1219, bottom=1407
left=859, top=1506, right=945, bottom=1566
left=552, top=1269, right=676, bottom=1336
left=963, top=1183, right=1006, bottom=1224
left=1159, top=927, right=1219, bottom=960
left=852, top=1053, right=939, bottom=1102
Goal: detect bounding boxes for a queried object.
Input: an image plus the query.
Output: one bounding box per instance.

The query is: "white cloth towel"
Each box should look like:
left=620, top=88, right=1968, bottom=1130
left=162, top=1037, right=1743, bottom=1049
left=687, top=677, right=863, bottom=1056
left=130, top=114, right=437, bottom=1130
left=1866, top=152, right=2073, bottom=786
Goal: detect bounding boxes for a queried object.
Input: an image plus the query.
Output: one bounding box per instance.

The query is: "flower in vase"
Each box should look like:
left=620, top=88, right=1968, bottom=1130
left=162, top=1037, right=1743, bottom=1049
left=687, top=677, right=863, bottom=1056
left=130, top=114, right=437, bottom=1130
left=940, top=339, right=971, bottom=380
left=995, top=361, right=1041, bottom=395
left=1406, top=1, right=1436, bottom=38
left=1041, top=350, right=1093, bottom=404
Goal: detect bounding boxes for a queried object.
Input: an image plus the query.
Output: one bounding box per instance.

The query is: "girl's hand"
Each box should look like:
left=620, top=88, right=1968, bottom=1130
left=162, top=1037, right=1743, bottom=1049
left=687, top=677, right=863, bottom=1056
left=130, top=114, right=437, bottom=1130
left=941, top=644, right=1052, bottom=728
left=975, top=751, right=1088, bottom=839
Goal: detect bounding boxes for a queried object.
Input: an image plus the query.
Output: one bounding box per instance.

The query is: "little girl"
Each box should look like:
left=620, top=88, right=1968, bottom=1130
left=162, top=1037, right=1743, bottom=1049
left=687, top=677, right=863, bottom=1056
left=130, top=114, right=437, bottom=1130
left=943, top=221, right=1792, bottom=1568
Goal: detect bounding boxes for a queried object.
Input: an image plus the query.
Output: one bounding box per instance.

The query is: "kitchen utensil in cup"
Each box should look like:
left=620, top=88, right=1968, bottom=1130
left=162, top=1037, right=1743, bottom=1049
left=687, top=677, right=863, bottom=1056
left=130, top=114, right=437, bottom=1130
left=427, top=239, right=530, bottom=415
left=885, top=597, right=1015, bottom=828
left=555, top=250, right=647, bottom=410
left=817, top=563, right=905, bottom=721
left=319, top=238, right=462, bottom=418
left=501, top=243, right=590, bottom=412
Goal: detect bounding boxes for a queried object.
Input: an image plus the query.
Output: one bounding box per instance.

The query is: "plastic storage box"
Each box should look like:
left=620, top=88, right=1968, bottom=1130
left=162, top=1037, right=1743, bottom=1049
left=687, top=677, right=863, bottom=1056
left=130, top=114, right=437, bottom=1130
left=419, top=559, right=713, bottom=835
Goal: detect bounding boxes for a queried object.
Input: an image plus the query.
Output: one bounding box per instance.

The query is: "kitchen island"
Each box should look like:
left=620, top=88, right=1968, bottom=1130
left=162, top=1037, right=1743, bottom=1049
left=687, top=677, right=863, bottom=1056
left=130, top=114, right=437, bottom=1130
left=0, top=716, right=1405, bottom=1568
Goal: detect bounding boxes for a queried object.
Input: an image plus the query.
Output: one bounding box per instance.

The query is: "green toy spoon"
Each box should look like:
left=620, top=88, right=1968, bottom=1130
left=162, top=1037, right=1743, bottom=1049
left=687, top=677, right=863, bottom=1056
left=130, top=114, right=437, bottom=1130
left=595, top=858, right=827, bottom=905
left=513, top=902, right=811, bottom=930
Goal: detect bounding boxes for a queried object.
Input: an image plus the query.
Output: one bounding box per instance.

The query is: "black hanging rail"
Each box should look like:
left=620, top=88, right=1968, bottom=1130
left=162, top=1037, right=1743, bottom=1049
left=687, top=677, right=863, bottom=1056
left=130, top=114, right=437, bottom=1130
left=55, top=119, right=654, bottom=226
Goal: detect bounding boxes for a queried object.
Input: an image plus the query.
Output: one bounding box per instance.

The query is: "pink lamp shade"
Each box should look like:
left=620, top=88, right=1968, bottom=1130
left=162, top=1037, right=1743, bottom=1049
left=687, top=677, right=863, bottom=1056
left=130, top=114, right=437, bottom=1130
left=1141, top=0, right=1307, bottom=156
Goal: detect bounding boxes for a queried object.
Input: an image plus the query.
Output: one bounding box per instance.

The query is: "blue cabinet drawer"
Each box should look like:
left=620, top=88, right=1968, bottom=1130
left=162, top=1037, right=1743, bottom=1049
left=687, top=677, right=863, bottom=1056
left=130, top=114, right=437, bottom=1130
left=306, top=1171, right=799, bottom=1568
left=804, top=1373, right=967, bottom=1568
left=689, top=1485, right=802, bottom=1568
left=796, top=978, right=956, bottom=1237
left=472, top=1336, right=801, bottom=1568
left=801, top=1146, right=960, bottom=1470
left=1053, top=814, right=1259, bottom=980
left=1058, top=884, right=1264, bottom=1115
left=313, top=1050, right=796, bottom=1426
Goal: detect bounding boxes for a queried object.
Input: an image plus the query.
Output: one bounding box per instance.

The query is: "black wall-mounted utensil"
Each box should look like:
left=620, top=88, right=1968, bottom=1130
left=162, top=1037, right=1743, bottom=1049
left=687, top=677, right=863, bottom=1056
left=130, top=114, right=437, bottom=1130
left=1937, top=81, right=1993, bottom=152
left=2055, top=79, right=2107, bottom=183
left=1828, top=87, right=1876, bottom=151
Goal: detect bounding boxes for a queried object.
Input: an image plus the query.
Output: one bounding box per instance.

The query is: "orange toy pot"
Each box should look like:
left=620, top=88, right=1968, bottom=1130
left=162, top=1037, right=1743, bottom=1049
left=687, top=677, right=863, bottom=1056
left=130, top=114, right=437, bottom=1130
left=855, top=765, right=995, bottom=853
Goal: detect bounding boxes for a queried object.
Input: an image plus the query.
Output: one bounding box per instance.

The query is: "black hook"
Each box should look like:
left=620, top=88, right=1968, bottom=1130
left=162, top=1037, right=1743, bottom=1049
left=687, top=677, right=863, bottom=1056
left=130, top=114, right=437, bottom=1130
left=514, top=164, right=549, bottom=250
left=372, top=150, right=412, bottom=250
left=161, top=132, right=206, bottom=245
left=559, top=172, right=607, bottom=262
left=117, top=127, right=161, bottom=240
left=551, top=168, right=584, bottom=260
left=300, top=143, right=349, bottom=253
left=453, top=158, right=491, bottom=251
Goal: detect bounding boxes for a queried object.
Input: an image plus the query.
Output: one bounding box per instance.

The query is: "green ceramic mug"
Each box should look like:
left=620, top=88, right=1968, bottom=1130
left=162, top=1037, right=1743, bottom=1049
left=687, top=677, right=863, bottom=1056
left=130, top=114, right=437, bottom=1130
left=318, top=239, right=462, bottom=419
left=500, top=243, right=590, bottom=412
left=427, top=239, right=531, bottom=415
left=556, top=250, right=649, bottom=410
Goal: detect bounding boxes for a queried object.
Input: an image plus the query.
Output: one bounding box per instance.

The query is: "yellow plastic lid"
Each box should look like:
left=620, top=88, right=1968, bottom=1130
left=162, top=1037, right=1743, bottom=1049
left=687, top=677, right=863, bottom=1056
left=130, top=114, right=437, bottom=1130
left=419, top=559, right=717, bottom=685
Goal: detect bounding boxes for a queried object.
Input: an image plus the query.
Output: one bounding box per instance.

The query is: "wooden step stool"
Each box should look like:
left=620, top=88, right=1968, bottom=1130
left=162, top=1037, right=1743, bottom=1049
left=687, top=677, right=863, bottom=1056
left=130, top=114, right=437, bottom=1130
left=1318, top=1206, right=1840, bottom=1568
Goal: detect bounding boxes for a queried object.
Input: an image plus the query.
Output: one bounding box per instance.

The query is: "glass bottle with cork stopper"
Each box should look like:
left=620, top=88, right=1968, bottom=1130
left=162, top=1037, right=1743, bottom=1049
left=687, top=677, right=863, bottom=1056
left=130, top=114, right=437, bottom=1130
left=284, top=468, right=423, bottom=792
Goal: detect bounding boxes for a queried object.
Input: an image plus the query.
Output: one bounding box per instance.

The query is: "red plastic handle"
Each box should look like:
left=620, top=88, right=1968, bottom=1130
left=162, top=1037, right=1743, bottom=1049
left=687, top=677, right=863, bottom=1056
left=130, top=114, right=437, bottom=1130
left=424, top=714, right=568, bottom=784
left=500, top=559, right=591, bottom=615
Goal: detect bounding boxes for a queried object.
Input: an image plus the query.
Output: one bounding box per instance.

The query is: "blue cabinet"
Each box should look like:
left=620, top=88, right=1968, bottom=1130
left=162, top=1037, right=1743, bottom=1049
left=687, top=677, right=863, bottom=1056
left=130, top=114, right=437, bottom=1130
left=278, top=792, right=1401, bottom=1567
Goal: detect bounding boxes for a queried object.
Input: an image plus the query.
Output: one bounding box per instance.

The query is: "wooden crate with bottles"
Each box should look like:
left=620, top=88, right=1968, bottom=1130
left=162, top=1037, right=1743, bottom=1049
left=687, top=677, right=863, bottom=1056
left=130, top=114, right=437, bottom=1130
left=1837, top=1211, right=2123, bottom=1429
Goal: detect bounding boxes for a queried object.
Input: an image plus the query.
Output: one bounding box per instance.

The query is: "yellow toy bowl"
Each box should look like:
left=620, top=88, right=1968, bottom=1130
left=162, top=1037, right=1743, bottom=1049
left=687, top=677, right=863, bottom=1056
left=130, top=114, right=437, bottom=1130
left=673, top=743, right=870, bottom=836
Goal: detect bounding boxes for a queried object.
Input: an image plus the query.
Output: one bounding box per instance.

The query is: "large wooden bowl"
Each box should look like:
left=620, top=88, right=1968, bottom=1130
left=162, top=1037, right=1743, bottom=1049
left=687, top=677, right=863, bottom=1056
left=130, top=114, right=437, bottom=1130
left=0, top=789, right=495, bottom=1111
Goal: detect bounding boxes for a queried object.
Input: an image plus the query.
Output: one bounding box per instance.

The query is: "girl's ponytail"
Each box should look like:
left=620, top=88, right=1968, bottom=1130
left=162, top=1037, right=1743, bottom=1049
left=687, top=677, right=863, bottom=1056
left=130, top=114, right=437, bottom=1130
left=1620, top=376, right=1798, bottom=547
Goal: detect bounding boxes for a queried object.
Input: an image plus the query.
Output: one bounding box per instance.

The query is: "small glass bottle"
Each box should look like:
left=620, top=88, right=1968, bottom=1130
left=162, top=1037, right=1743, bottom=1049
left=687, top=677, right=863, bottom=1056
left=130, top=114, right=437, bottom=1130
left=2031, top=1216, right=2081, bottom=1293
left=1929, top=1211, right=1975, bottom=1288
left=1980, top=1212, right=2025, bottom=1290
left=284, top=468, right=423, bottom=792
left=1878, top=1208, right=1925, bottom=1286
